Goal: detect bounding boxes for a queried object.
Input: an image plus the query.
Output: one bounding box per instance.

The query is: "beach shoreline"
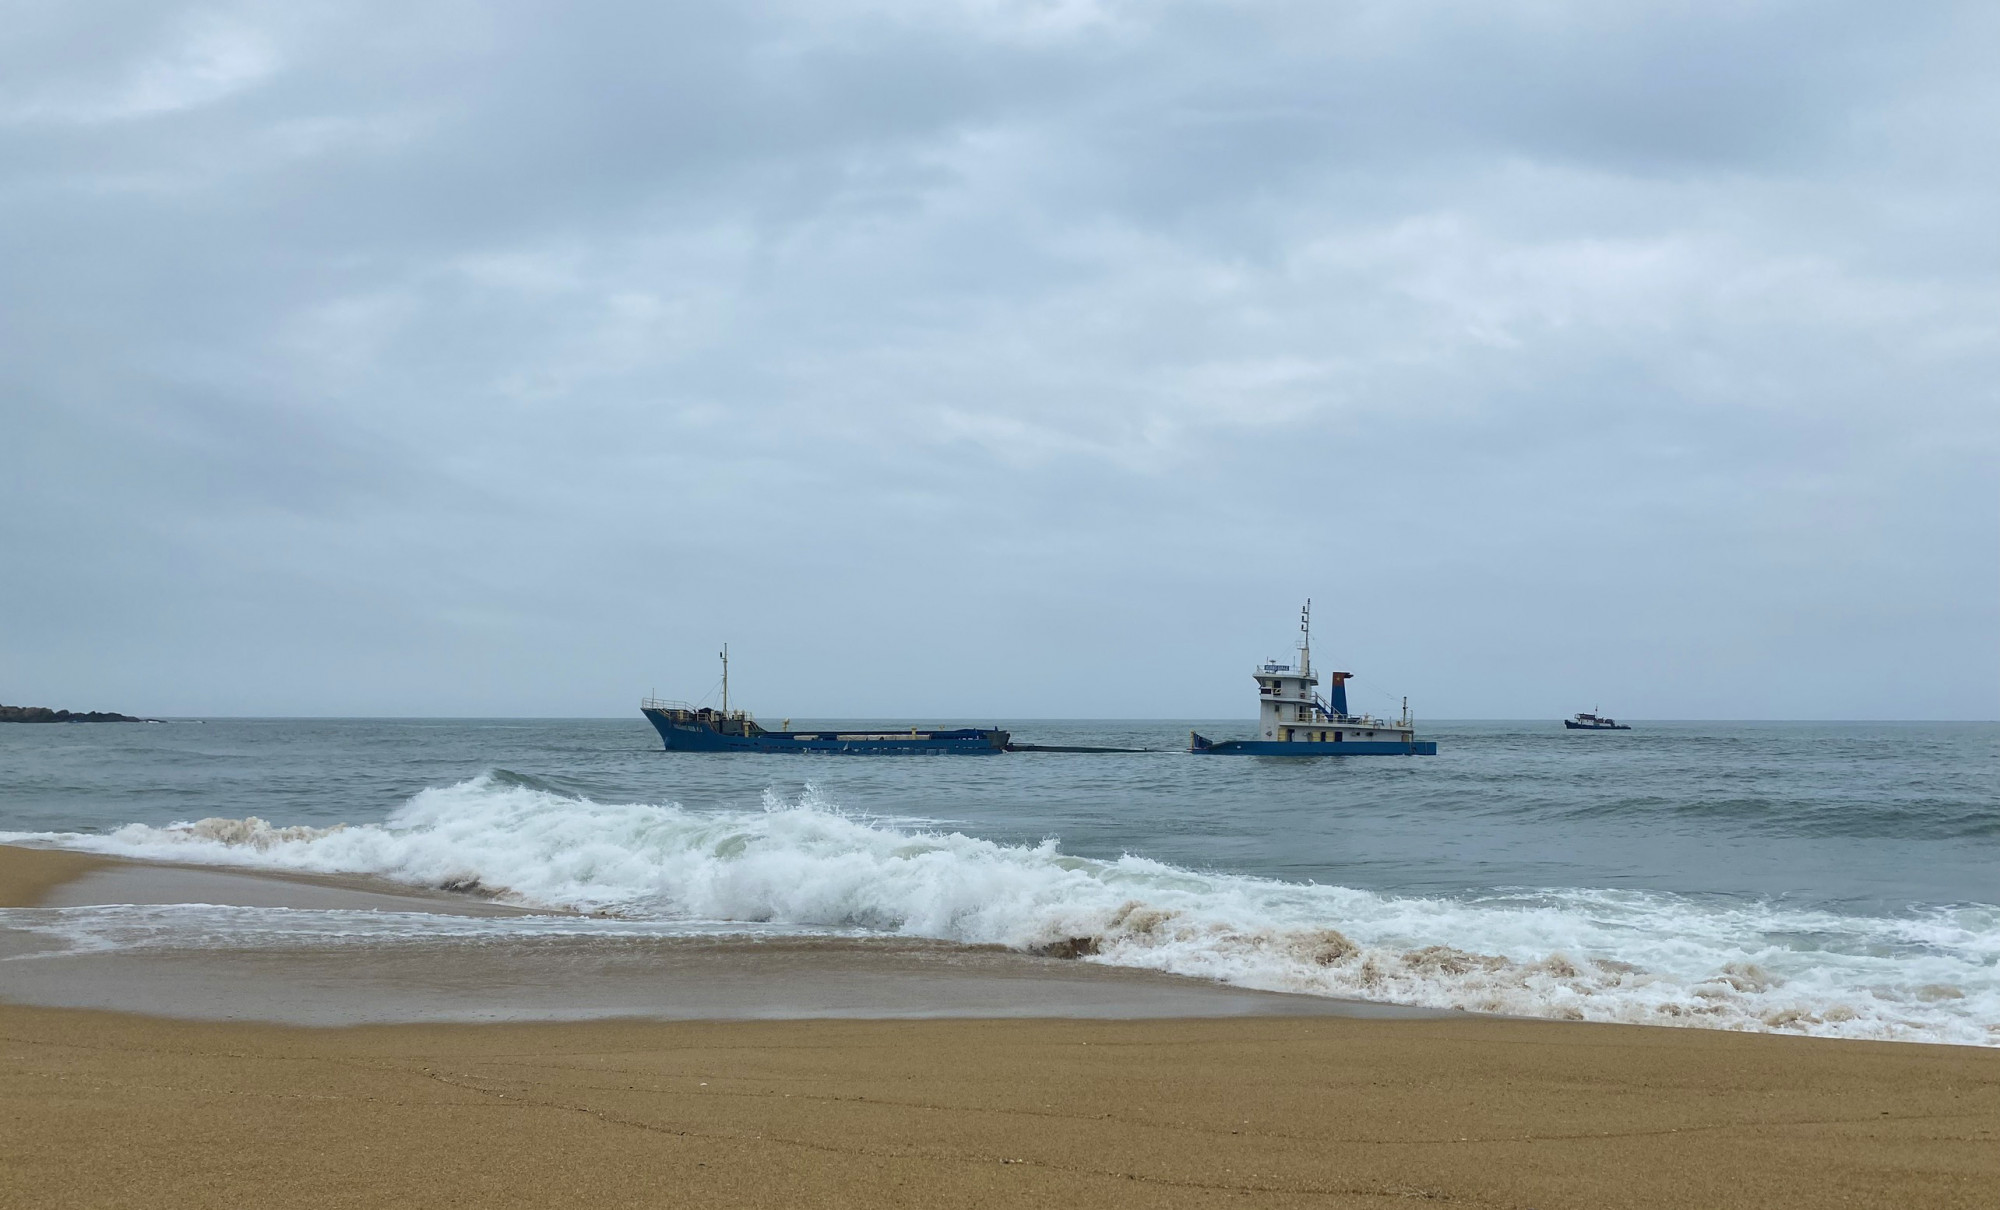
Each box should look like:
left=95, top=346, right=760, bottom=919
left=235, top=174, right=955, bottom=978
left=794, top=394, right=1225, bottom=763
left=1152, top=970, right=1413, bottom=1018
left=0, top=841, right=544, bottom=914
left=0, top=843, right=1435, bottom=1023
left=4, top=843, right=1999, bottom=1206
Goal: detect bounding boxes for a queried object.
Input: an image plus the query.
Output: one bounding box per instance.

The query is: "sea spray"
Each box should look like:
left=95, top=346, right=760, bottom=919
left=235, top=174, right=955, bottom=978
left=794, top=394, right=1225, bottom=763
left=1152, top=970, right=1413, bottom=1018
left=7, top=773, right=1996, bottom=1046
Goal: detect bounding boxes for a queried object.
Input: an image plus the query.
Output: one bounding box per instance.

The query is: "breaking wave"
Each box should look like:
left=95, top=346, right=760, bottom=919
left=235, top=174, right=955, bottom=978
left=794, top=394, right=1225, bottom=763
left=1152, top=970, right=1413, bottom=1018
left=9, top=773, right=1997, bottom=1046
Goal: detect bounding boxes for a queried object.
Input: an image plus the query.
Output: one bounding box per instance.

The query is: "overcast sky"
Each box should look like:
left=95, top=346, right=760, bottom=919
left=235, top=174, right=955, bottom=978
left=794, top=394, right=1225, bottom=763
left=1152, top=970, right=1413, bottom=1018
left=3, top=0, right=1995, bottom=719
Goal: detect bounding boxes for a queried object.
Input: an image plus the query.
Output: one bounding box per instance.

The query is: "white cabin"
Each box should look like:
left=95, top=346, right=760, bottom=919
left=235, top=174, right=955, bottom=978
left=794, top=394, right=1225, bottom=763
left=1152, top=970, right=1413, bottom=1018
left=1254, top=602, right=1416, bottom=744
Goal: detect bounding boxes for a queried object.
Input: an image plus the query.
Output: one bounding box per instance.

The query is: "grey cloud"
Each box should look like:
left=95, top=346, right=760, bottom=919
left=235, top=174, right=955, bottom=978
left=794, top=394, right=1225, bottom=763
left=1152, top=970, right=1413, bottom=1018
left=2, top=0, right=1994, bottom=718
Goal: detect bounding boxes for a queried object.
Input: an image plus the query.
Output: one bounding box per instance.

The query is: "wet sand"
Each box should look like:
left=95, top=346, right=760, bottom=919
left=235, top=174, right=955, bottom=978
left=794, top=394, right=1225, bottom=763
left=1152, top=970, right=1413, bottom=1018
left=0, top=844, right=107, bottom=908
left=0, top=933, right=1448, bottom=1023
left=4, top=844, right=1997, bottom=1207
left=6, top=846, right=544, bottom=915
left=39, top=862, right=549, bottom=914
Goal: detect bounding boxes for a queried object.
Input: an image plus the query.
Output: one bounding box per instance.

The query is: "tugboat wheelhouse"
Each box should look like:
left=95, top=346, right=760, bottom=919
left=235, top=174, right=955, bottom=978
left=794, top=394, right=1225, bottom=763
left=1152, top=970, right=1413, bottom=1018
left=1189, top=601, right=1437, bottom=757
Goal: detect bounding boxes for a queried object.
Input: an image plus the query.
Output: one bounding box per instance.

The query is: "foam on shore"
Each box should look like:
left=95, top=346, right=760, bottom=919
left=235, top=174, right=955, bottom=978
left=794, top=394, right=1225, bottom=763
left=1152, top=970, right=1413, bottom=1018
left=7, top=772, right=1996, bottom=1045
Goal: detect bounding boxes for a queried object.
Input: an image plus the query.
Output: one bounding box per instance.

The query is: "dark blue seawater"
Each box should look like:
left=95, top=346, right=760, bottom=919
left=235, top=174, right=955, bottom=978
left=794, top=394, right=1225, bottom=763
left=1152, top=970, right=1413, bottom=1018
left=4, top=719, right=1992, bottom=910
left=3, top=719, right=1996, bottom=1043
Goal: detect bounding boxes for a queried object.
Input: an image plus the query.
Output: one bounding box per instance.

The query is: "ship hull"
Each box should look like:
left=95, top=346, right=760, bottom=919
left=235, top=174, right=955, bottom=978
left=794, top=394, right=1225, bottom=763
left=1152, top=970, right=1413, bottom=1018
left=1563, top=720, right=1631, bottom=730
left=644, top=709, right=1008, bottom=754
left=1189, top=734, right=1436, bottom=756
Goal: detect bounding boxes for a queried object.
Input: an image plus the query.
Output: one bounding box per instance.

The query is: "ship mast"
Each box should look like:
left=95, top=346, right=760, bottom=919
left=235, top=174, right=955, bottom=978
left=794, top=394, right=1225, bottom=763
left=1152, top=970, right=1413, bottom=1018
left=720, top=643, right=729, bottom=716
left=1299, top=599, right=1311, bottom=677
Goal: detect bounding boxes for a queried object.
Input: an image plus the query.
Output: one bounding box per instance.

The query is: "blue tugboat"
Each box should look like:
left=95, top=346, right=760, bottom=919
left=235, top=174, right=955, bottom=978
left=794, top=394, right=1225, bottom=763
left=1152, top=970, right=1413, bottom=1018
left=1188, top=602, right=1437, bottom=756
left=643, top=646, right=1010, bottom=754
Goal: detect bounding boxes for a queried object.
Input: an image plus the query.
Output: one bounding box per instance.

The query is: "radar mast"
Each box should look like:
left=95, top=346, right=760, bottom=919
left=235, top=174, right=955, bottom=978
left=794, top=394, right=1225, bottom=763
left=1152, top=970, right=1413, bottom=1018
left=1299, top=599, right=1311, bottom=677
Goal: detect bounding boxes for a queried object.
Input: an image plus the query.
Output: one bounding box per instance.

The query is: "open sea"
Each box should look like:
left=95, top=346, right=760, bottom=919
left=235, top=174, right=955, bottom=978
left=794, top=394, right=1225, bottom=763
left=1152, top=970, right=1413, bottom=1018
left=3, top=718, right=1995, bottom=1044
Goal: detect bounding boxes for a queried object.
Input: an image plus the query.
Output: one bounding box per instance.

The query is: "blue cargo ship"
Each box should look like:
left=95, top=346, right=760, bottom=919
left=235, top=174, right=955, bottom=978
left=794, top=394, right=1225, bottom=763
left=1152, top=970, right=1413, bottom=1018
left=1189, top=602, right=1437, bottom=756
left=642, top=647, right=1010, bottom=754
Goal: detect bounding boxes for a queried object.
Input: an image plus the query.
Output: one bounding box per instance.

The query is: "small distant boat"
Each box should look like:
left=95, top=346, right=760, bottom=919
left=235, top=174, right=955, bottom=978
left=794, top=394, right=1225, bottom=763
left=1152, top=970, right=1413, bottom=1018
left=1564, top=712, right=1631, bottom=731
left=1188, top=601, right=1437, bottom=756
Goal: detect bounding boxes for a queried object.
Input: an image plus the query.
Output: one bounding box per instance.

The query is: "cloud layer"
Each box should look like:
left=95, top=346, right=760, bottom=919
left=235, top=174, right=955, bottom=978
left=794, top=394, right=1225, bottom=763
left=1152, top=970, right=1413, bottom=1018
left=4, top=0, right=1995, bottom=717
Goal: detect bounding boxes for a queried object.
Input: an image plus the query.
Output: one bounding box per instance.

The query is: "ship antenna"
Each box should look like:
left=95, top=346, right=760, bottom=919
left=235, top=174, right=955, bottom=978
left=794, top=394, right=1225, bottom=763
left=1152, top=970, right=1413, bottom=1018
left=1299, top=598, right=1311, bottom=677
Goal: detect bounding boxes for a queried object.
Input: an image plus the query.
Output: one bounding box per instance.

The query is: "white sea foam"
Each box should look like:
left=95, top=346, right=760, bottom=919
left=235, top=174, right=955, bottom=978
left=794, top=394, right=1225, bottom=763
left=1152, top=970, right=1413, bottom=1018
left=7, top=774, right=1996, bottom=1046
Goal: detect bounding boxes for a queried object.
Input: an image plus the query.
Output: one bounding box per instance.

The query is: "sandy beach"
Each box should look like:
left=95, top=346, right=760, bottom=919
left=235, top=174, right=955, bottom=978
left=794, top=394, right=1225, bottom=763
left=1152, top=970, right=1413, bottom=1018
left=4, top=844, right=1997, bottom=1208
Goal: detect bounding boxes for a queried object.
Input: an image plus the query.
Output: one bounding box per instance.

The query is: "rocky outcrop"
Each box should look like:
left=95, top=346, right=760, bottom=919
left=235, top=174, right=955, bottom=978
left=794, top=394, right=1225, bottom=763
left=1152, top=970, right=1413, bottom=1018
left=0, top=704, right=153, bottom=723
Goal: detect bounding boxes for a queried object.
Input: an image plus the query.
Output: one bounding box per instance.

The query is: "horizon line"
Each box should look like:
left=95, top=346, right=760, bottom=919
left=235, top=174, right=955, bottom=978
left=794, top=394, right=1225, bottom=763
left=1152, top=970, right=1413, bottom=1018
left=10, top=715, right=1995, bottom=724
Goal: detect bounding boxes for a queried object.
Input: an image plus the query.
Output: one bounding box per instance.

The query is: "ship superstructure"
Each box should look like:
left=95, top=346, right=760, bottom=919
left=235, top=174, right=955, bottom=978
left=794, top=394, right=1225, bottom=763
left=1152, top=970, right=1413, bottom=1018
left=1189, top=602, right=1437, bottom=756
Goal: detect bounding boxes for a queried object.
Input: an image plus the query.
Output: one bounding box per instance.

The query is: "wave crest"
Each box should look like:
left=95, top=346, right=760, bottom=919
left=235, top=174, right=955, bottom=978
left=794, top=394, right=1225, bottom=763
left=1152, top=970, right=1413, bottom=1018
left=173, top=817, right=348, bottom=850
left=12, top=773, right=1998, bottom=1046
